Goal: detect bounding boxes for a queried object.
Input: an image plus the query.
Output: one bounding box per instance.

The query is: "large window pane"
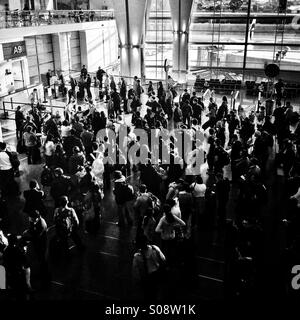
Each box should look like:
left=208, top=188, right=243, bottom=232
left=190, top=18, right=247, bottom=43
left=145, top=0, right=172, bottom=79
left=246, top=44, right=300, bottom=71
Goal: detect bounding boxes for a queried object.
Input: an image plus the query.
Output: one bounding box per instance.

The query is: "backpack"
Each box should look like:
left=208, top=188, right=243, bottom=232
left=55, top=208, right=73, bottom=237
left=6, top=151, right=20, bottom=170
left=41, top=166, right=53, bottom=187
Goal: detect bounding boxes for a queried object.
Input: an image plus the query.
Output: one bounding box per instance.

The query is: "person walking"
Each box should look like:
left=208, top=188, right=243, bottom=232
left=53, top=195, right=84, bottom=252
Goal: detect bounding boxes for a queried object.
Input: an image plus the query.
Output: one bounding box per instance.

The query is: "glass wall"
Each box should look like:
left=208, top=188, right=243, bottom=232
left=145, top=0, right=300, bottom=82
left=144, top=0, right=173, bottom=80
left=25, top=34, right=55, bottom=85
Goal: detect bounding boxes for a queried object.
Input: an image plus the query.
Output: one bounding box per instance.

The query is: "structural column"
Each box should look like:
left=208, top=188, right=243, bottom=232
left=169, top=0, right=193, bottom=83
left=52, top=33, right=72, bottom=75
left=111, top=0, right=150, bottom=80
left=79, top=29, right=103, bottom=73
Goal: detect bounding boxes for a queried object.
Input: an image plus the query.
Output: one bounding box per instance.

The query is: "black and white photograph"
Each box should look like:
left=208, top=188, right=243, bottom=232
left=0, top=0, right=300, bottom=317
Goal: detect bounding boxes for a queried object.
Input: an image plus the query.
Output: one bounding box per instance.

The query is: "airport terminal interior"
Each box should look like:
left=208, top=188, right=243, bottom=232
left=0, top=0, right=300, bottom=302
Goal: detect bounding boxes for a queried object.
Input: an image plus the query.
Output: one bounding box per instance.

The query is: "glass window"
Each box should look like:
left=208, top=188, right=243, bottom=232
left=145, top=0, right=172, bottom=79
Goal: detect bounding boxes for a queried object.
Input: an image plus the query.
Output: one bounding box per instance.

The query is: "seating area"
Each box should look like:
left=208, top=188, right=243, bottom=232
left=194, top=77, right=300, bottom=99
left=194, top=78, right=242, bottom=93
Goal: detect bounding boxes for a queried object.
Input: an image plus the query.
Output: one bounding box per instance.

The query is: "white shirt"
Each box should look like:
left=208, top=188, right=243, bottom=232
left=171, top=200, right=181, bottom=219
left=0, top=151, right=12, bottom=170
left=44, top=141, right=56, bottom=156
left=61, top=125, right=72, bottom=137
left=191, top=182, right=206, bottom=198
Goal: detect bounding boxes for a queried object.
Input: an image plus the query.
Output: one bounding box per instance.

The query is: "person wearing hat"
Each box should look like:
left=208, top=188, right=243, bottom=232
left=113, top=171, right=133, bottom=226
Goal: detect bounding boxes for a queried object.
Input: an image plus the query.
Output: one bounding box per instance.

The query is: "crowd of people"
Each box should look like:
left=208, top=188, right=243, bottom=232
left=0, top=66, right=299, bottom=300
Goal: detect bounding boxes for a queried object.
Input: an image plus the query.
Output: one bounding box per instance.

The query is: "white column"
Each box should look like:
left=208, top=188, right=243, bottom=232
left=111, top=0, right=150, bottom=80
left=52, top=33, right=72, bottom=75
left=79, top=29, right=102, bottom=73
left=169, top=0, right=193, bottom=83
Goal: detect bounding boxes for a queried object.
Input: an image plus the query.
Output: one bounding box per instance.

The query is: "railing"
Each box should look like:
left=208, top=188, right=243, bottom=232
left=0, top=9, right=114, bottom=29
left=1, top=100, right=65, bottom=121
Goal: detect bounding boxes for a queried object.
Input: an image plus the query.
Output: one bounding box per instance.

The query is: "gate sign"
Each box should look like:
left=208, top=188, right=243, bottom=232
left=3, top=41, right=27, bottom=60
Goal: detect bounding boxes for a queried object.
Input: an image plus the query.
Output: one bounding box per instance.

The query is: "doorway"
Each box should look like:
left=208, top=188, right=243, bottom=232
left=12, top=60, right=25, bottom=91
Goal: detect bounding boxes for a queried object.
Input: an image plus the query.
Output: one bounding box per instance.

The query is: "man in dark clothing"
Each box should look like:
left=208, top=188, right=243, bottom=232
left=134, top=184, right=154, bottom=224
left=15, top=106, right=25, bottom=139
left=50, top=168, right=72, bottom=207
left=63, top=129, right=84, bottom=159
left=111, top=90, right=121, bottom=117
left=275, top=79, right=285, bottom=102
left=23, top=210, right=51, bottom=288
left=46, top=70, right=52, bottom=87
left=180, top=89, right=190, bottom=103
left=81, top=65, right=88, bottom=78
left=227, top=111, right=240, bottom=145
left=44, top=115, right=60, bottom=139
left=68, top=146, right=86, bottom=175
left=86, top=74, right=92, bottom=99
left=3, top=235, right=33, bottom=298
left=54, top=195, right=84, bottom=251
left=23, top=180, right=46, bottom=217
left=191, top=98, right=204, bottom=125
left=216, top=96, right=229, bottom=121
left=96, top=67, right=105, bottom=89
left=273, top=105, right=289, bottom=149
left=181, top=101, right=193, bottom=127
left=113, top=171, right=133, bottom=226
left=80, top=125, right=94, bottom=159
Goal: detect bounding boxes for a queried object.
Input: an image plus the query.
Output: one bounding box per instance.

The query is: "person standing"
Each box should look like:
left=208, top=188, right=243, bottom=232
left=132, top=235, right=166, bottom=301
left=23, top=180, right=46, bottom=218
left=54, top=195, right=84, bottom=252
left=113, top=171, right=133, bottom=227
left=81, top=65, right=88, bottom=78
left=23, top=126, right=38, bottom=165
left=155, top=204, right=185, bottom=265
left=190, top=176, right=206, bottom=227
left=96, top=66, right=105, bottom=90
left=120, top=78, right=127, bottom=109
left=46, top=69, right=52, bottom=87
left=86, top=74, right=92, bottom=100
left=15, top=106, right=25, bottom=140
left=23, top=210, right=51, bottom=288
left=0, top=142, right=14, bottom=195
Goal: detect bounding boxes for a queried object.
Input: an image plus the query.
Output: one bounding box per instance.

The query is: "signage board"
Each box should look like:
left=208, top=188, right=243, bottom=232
left=2, top=41, right=27, bottom=60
